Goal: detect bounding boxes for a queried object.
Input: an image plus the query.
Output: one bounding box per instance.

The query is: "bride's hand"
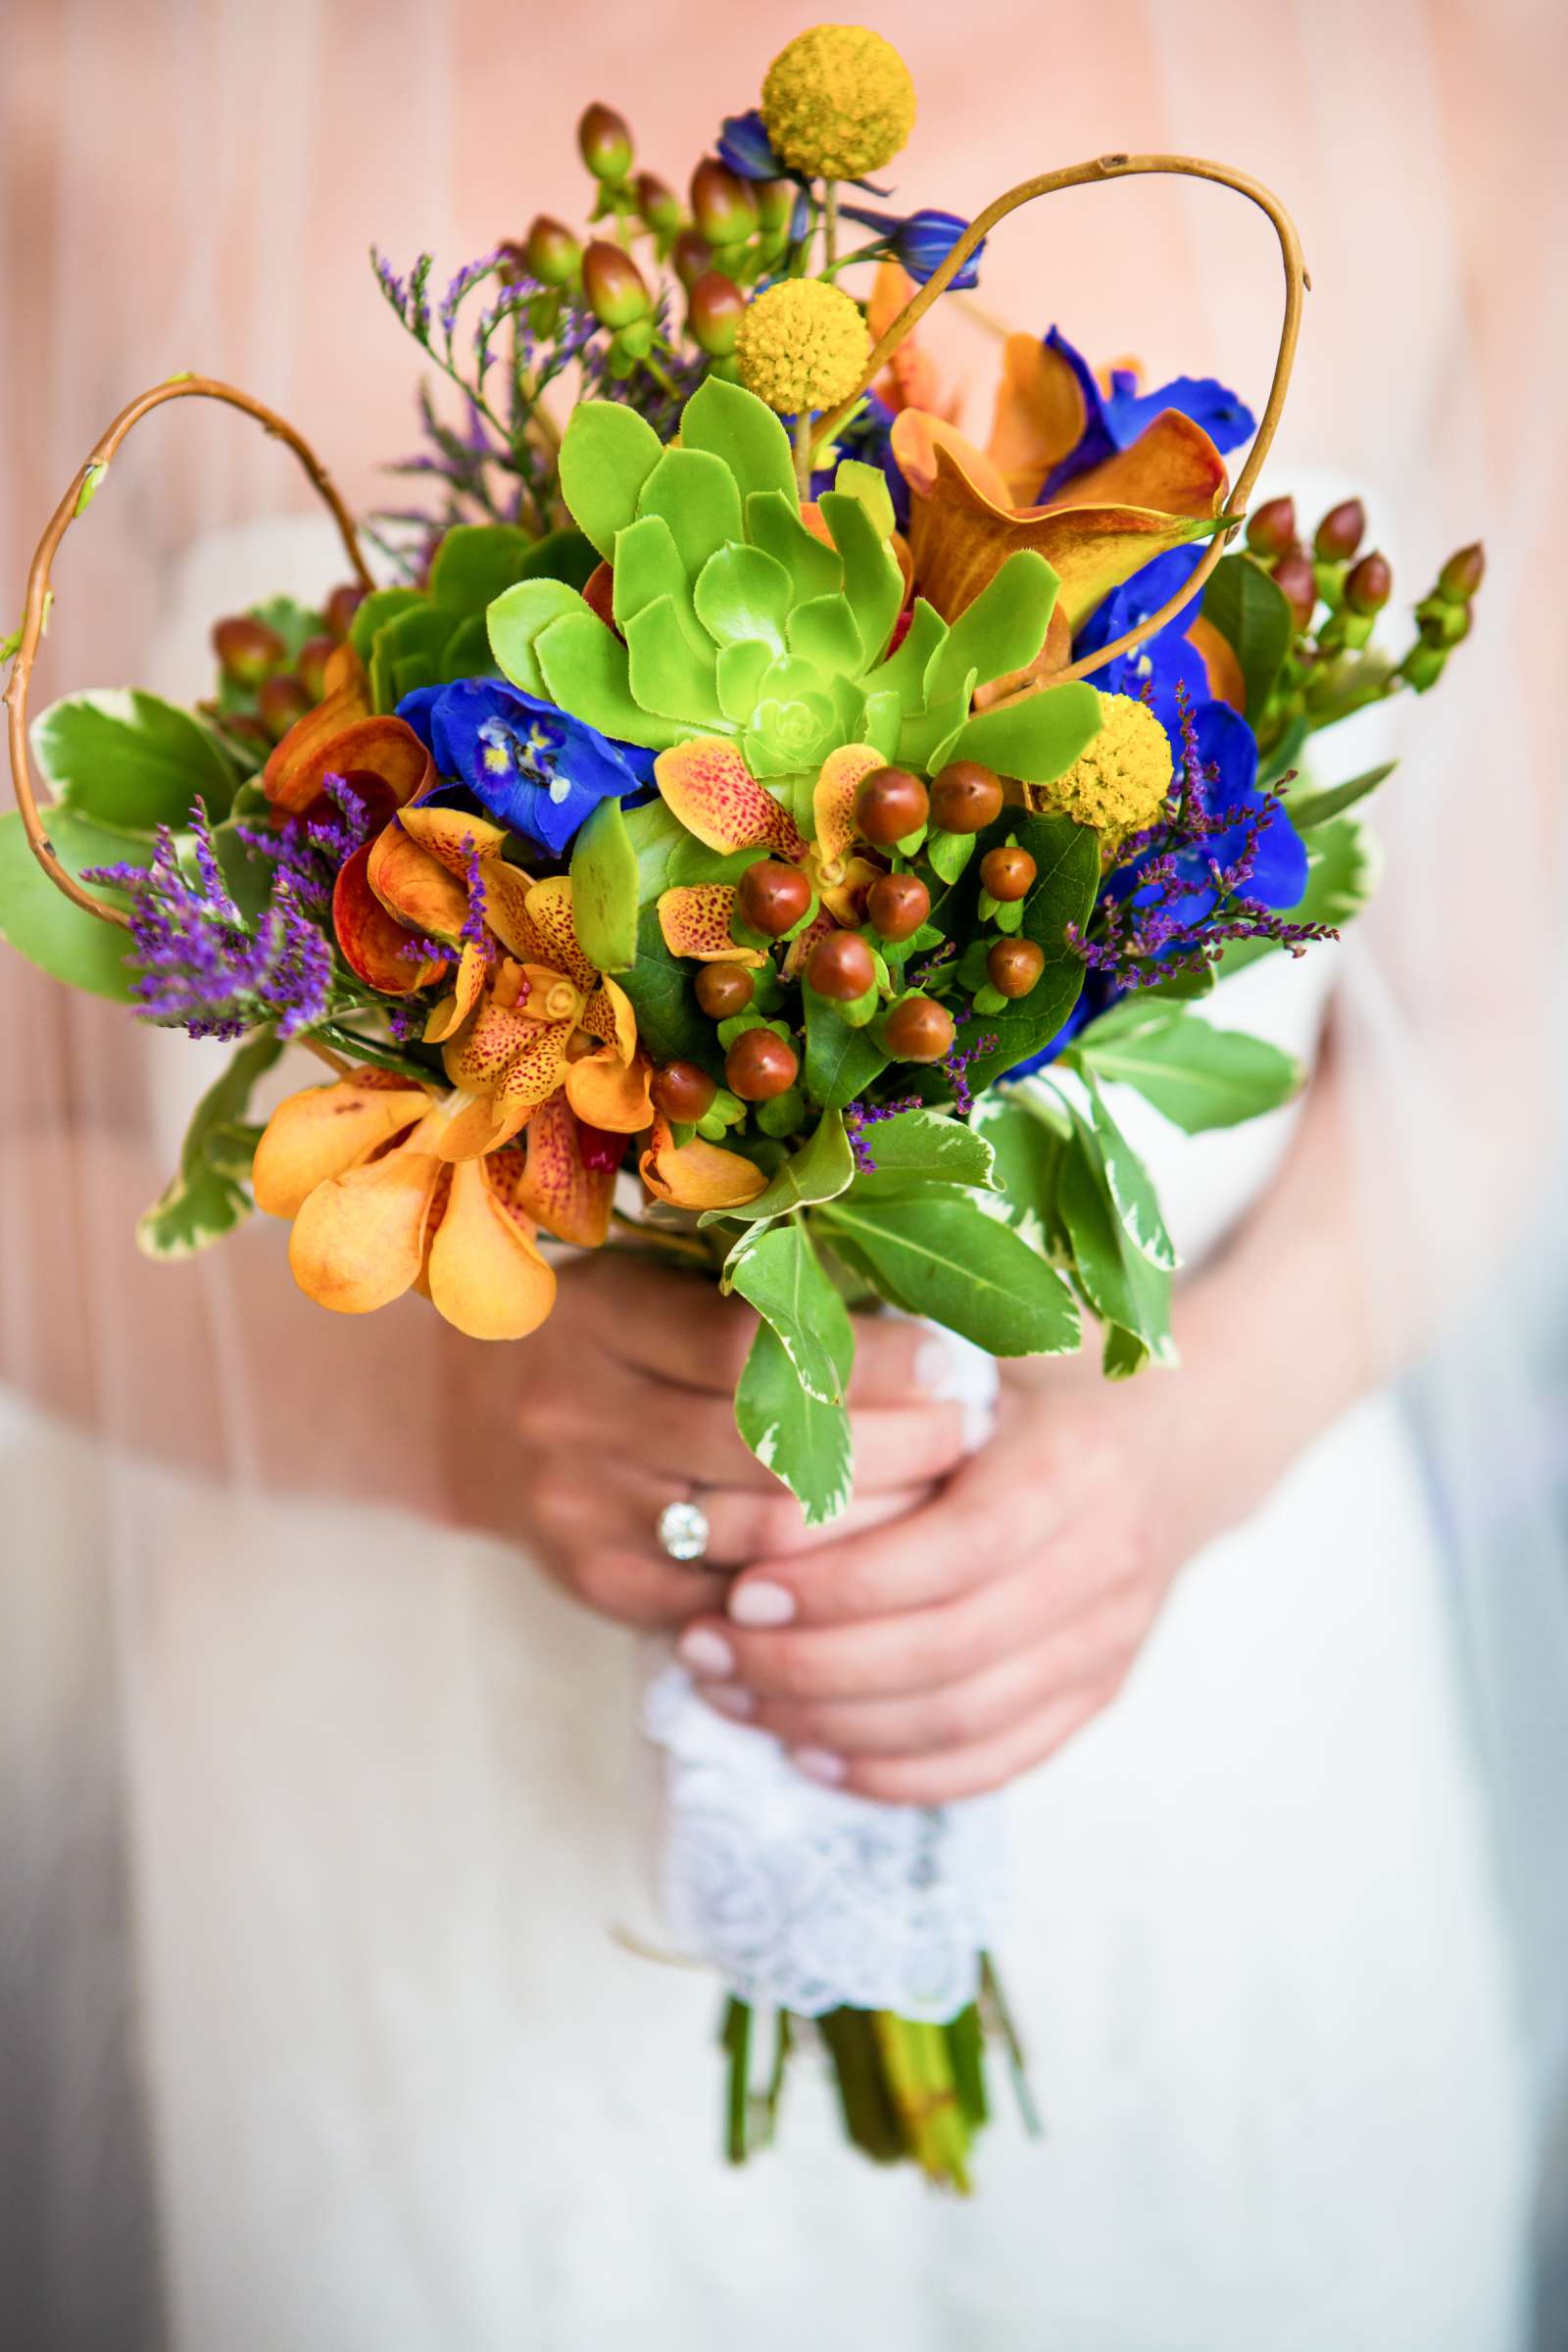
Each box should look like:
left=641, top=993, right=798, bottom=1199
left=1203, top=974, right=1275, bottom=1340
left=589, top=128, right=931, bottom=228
left=671, top=1352, right=1259, bottom=1803
left=445, top=1252, right=975, bottom=1631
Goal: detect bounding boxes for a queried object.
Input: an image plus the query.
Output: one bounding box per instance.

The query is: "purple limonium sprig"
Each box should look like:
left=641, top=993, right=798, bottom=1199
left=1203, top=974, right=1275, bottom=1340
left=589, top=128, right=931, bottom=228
left=233, top=773, right=371, bottom=919
left=944, top=1032, right=998, bottom=1120
left=844, top=1092, right=921, bottom=1173
left=84, top=800, right=334, bottom=1043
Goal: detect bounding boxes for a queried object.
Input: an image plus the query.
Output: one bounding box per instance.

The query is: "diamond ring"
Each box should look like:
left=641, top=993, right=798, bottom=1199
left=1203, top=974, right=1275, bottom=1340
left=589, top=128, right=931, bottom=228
left=657, top=1498, right=711, bottom=1562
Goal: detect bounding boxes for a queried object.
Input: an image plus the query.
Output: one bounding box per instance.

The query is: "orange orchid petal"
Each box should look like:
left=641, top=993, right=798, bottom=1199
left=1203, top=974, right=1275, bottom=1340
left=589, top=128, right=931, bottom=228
left=1188, top=613, right=1247, bottom=712
left=654, top=738, right=808, bottom=860
left=781, top=906, right=835, bottom=981
left=985, top=334, right=1089, bottom=506
left=812, top=745, right=883, bottom=873
left=640, top=1115, right=767, bottom=1210
left=287, top=1113, right=446, bottom=1315
left=443, top=993, right=569, bottom=1102
left=423, top=940, right=490, bottom=1045
left=657, top=885, right=767, bottom=966
left=523, top=874, right=599, bottom=995
left=333, top=842, right=446, bottom=992
left=395, top=803, right=510, bottom=877
left=513, top=961, right=586, bottom=1028
left=510, top=1091, right=617, bottom=1247
left=579, top=974, right=637, bottom=1061
left=479, top=860, right=548, bottom=961
left=565, top=1044, right=653, bottom=1133
left=816, top=852, right=880, bottom=930
left=1038, top=410, right=1227, bottom=524
left=267, top=714, right=432, bottom=822
left=426, top=1154, right=558, bottom=1340
left=252, top=1076, right=432, bottom=1220
left=368, top=821, right=470, bottom=941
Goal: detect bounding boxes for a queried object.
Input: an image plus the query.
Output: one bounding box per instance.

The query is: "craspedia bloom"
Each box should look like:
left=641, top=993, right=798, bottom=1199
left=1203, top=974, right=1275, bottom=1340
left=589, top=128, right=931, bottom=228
left=760, top=24, right=916, bottom=180
left=1031, top=692, right=1174, bottom=850
left=735, top=278, right=870, bottom=415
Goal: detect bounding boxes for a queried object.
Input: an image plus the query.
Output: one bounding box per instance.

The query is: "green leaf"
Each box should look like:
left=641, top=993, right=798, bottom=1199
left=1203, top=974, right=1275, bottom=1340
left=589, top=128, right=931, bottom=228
left=33, top=690, right=238, bottom=830
left=568, top=795, right=639, bottom=972
left=611, top=514, right=693, bottom=643
left=368, top=601, right=453, bottom=711
left=1077, top=1008, right=1300, bottom=1132
left=786, top=592, right=864, bottom=678
left=925, top=550, right=1057, bottom=702
left=1054, top=1109, right=1174, bottom=1364
left=1281, top=760, right=1396, bottom=833
left=854, top=1106, right=998, bottom=1189
left=136, top=1030, right=282, bottom=1258
left=1079, top=1070, right=1178, bottom=1267
left=803, top=982, right=890, bottom=1109
left=728, top=1218, right=854, bottom=1403
left=1200, top=552, right=1294, bottom=722
left=535, top=608, right=684, bottom=749
left=819, top=1186, right=1079, bottom=1356
left=678, top=377, right=799, bottom=512
left=817, top=489, right=903, bottom=667
left=487, top=578, right=593, bottom=697
left=636, top=448, right=744, bottom=581
left=349, top=585, right=424, bottom=663
left=428, top=522, right=541, bottom=612
left=969, top=1092, right=1064, bottom=1253
left=832, top=459, right=896, bottom=539
left=715, top=639, right=773, bottom=723
left=745, top=490, right=843, bottom=604
left=705, top=1107, right=855, bottom=1228
left=615, top=902, right=711, bottom=1061
left=933, top=811, right=1101, bottom=1097
left=925, top=828, right=973, bottom=886
left=559, top=400, right=664, bottom=560
left=866, top=599, right=946, bottom=714
left=0, top=807, right=143, bottom=1000
left=245, top=596, right=325, bottom=662
left=947, top=678, right=1102, bottom=784
left=693, top=544, right=792, bottom=653
left=735, top=1317, right=854, bottom=1528
left=624, top=596, right=722, bottom=724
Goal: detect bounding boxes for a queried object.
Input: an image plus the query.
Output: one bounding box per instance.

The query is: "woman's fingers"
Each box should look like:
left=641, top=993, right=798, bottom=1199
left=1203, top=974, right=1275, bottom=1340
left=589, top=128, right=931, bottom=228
left=669, top=1480, right=931, bottom=1572
left=818, top=1684, right=1114, bottom=1805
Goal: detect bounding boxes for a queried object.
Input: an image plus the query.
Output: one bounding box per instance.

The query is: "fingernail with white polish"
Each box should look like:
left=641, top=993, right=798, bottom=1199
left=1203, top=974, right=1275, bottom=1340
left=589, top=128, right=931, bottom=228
left=791, top=1745, right=847, bottom=1787
left=728, top=1579, right=796, bottom=1628
left=703, top=1684, right=756, bottom=1721
left=914, top=1335, right=959, bottom=1396
left=678, top=1626, right=736, bottom=1679
left=962, top=1398, right=997, bottom=1454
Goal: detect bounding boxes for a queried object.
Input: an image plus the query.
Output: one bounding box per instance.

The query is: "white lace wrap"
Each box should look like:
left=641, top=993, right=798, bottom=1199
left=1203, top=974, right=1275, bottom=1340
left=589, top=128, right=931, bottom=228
left=640, top=1331, right=1007, bottom=2020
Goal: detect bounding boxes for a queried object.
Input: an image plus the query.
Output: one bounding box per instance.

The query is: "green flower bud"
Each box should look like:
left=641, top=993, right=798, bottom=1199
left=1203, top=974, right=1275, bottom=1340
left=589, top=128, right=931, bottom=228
left=1313, top=499, right=1365, bottom=561
left=582, top=240, right=651, bottom=328
left=525, top=215, right=582, bottom=287
left=690, top=158, right=759, bottom=247
left=1399, top=641, right=1448, bottom=693
left=633, top=172, right=681, bottom=232
left=578, top=102, right=633, bottom=184
left=672, top=228, right=714, bottom=290
left=1438, top=542, right=1485, bottom=603
left=1247, top=495, right=1297, bottom=559
left=1344, top=550, right=1392, bottom=614
left=687, top=270, right=747, bottom=358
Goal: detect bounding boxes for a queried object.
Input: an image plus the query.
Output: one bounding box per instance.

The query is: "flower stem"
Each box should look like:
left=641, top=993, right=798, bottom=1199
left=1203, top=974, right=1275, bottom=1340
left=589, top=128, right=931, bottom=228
left=793, top=409, right=814, bottom=499
left=822, top=178, right=840, bottom=269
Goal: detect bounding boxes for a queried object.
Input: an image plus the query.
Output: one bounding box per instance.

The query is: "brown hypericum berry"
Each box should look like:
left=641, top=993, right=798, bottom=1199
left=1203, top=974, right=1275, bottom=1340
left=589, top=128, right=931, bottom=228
left=650, top=1059, right=717, bottom=1121
left=690, top=158, right=758, bottom=246
left=1439, top=542, right=1485, bottom=603
left=737, top=859, right=811, bottom=937
left=980, top=846, right=1036, bottom=902
left=986, top=938, right=1046, bottom=998
left=855, top=765, right=929, bottom=847
left=295, top=635, right=337, bottom=704
left=930, top=760, right=1004, bottom=833
left=866, top=871, right=930, bottom=942
left=578, top=102, right=633, bottom=183
left=726, top=1028, right=800, bottom=1102
left=806, top=929, right=876, bottom=1001
left=524, top=215, right=582, bottom=286
left=582, top=240, right=651, bottom=328
left=695, top=961, right=756, bottom=1018
left=633, top=172, right=681, bottom=231
left=1246, top=495, right=1297, bottom=559
left=1345, top=551, right=1392, bottom=614
left=323, top=583, right=366, bottom=643
left=687, top=270, right=746, bottom=359
left=672, top=228, right=714, bottom=289
left=212, top=614, right=286, bottom=684
left=1313, top=499, right=1365, bottom=562
left=1271, top=552, right=1318, bottom=628
left=885, top=995, right=956, bottom=1062
left=257, top=674, right=312, bottom=740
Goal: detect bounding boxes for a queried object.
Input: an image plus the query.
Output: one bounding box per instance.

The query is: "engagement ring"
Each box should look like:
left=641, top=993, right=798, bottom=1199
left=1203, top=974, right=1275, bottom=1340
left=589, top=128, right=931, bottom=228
left=657, top=1499, right=711, bottom=1563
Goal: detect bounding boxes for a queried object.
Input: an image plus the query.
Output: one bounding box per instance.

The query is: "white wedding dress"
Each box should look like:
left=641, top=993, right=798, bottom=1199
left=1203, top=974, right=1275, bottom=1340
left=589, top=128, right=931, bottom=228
left=0, top=514, right=1534, bottom=2350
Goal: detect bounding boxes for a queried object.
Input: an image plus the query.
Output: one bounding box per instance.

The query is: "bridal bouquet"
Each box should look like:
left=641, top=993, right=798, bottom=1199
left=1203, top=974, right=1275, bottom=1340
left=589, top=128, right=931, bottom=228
left=1, top=25, right=1480, bottom=2189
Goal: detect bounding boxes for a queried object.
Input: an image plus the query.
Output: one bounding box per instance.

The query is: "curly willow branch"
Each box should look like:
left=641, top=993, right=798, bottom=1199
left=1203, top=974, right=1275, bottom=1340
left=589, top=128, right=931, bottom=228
left=812, top=151, right=1309, bottom=698
left=3, top=373, right=372, bottom=930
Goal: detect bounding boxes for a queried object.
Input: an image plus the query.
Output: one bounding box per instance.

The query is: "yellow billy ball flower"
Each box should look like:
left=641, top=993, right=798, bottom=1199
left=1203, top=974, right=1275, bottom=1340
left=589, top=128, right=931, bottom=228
left=734, top=278, right=871, bottom=416
left=1030, top=691, right=1175, bottom=851
left=761, top=24, right=916, bottom=180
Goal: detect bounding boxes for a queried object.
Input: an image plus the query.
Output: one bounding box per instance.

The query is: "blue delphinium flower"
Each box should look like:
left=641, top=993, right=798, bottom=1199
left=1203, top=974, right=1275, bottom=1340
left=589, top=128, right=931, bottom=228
left=839, top=203, right=985, bottom=288
left=717, top=109, right=784, bottom=181
left=398, top=679, right=656, bottom=857
left=1037, top=327, right=1255, bottom=501
left=1074, top=542, right=1215, bottom=732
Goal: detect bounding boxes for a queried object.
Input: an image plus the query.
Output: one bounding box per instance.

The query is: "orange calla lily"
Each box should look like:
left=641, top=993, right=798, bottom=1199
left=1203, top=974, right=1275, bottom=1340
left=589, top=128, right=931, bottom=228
left=653, top=737, right=884, bottom=965
left=252, top=1074, right=558, bottom=1341
left=891, top=402, right=1228, bottom=633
